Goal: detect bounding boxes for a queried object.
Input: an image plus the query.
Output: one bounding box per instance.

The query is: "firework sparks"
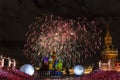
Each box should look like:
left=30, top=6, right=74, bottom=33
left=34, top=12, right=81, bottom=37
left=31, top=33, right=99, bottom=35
left=23, top=15, right=103, bottom=67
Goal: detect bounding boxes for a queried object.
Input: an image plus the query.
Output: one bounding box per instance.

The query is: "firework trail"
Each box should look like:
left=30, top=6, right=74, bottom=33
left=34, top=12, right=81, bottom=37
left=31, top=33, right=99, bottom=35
left=23, top=15, right=103, bottom=67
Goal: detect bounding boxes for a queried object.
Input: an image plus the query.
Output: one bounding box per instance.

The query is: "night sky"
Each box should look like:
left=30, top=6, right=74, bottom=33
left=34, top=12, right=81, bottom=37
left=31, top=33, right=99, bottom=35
left=1, top=0, right=120, bottom=65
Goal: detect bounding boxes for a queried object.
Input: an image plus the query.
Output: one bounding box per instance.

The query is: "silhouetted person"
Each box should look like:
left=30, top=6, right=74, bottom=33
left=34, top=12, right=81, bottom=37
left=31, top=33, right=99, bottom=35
left=65, top=67, right=70, bottom=76
left=39, top=63, right=49, bottom=72
left=39, top=63, right=49, bottom=77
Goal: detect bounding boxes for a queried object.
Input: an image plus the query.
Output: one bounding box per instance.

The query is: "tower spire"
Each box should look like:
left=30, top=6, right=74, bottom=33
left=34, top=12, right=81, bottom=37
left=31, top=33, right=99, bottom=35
left=106, top=24, right=111, bottom=37
left=105, top=25, right=112, bottom=49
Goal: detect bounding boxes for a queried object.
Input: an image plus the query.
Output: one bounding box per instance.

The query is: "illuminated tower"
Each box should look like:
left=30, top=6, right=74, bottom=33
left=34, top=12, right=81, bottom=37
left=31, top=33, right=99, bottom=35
left=99, top=25, right=118, bottom=71
left=103, top=25, right=118, bottom=60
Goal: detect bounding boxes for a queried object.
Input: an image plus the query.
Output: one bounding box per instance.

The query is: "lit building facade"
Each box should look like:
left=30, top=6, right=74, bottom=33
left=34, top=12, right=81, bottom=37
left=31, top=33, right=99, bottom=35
left=99, top=25, right=118, bottom=71
left=0, top=55, right=16, bottom=70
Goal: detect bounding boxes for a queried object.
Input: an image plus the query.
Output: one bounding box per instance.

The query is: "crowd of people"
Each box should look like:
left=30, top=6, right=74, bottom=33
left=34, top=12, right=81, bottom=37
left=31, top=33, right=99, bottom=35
left=0, top=69, right=34, bottom=80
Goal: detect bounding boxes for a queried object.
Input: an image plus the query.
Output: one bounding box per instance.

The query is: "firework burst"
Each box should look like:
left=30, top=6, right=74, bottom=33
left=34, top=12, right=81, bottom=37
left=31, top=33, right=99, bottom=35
left=23, top=15, right=103, bottom=67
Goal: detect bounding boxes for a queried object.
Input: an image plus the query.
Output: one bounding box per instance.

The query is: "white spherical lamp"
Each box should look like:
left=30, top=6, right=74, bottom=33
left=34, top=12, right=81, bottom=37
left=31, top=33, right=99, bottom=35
left=74, top=65, right=84, bottom=76
left=20, top=64, right=35, bottom=76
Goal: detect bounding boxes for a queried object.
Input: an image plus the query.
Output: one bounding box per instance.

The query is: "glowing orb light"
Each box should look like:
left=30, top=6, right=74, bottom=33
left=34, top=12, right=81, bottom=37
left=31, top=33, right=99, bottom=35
left=74, top=65, right=84, bottom=76
left=20, top=64, right=34, bottom=76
